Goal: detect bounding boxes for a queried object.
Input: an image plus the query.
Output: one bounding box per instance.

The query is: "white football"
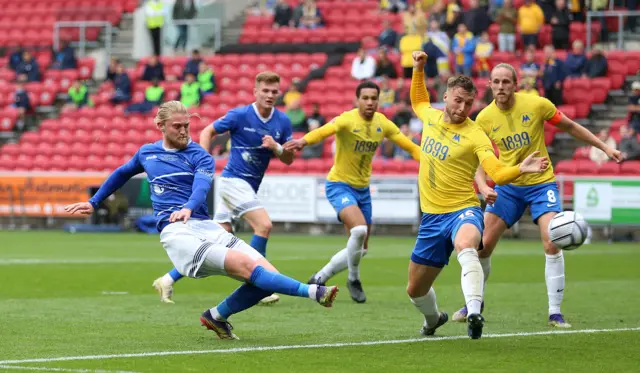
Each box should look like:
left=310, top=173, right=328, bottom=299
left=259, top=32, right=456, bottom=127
left=548, top=211, right=589, bottom=250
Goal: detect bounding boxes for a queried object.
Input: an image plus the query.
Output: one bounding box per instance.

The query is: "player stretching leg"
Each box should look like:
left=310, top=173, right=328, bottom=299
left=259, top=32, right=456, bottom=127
left=406, top=52, right=548, bottom=339
left=451, top=63, right=622, bottom=327
left=153, top=72, right=294, bottom=305
left=66, top=102, right=337, bottom=340
left=284, top=81, right=420, bottom=303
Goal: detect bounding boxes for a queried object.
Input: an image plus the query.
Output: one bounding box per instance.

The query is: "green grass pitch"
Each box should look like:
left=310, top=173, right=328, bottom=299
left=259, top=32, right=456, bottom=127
left=0, top=231, right=639, bottom=372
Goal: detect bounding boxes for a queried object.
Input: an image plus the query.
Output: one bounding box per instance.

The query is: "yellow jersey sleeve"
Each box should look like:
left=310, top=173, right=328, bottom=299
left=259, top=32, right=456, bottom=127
left=537, top=96, right=558, bottom=121
left=302, top=117, right=341, bottom=145
left=410, top=69, right=431, bottom=115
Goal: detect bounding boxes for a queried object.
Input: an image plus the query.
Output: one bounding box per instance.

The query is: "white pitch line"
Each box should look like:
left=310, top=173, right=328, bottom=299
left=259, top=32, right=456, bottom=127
left=0, top=365, right=140, bottom=373
left=0, top=327, right=638, bottom=365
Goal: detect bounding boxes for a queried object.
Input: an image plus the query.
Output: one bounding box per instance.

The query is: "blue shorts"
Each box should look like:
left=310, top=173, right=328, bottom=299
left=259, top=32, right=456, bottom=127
left=325, top=181, right=372, bottom=225
left=411, top=206, right=484, bottom=268
left=485, top=182, right=562, bottom=228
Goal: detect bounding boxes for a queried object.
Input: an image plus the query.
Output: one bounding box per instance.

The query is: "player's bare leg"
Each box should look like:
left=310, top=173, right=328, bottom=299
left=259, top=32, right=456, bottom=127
left=452, top=212, right=506, bottom=322
left=538, top=211, right=571, bottom=328
left=407, top=262, right=448, bottom=336
left=454, top=223, right=486, bottom=339
left=242, top=208, right=280, bottom=305
left=310, top=205, right=368, bottom=303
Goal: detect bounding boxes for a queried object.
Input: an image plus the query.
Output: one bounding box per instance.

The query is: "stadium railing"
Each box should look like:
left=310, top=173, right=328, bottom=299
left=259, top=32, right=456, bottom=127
left=586, top=10, right=640, bottom=51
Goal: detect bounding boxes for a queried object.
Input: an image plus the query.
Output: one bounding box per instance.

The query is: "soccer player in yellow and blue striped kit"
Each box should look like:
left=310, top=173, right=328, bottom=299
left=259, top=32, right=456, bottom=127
left=284, top=81, right=421, bottom=303
left=406, top=52, right=549, bottom=339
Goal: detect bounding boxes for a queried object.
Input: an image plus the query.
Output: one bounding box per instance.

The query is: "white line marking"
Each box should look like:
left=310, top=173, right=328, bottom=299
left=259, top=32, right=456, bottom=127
left=1, top=327, right=637, bottom=365
left=0, top=366, right=139, bottom=373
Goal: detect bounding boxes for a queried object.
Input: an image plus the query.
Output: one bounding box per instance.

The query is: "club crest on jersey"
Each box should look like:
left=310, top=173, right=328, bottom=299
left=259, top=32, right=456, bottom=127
left=377, top=127, right=382, bottom=132
left=451, top=133, right=461, bottom=146
left=521, top=112, right=534, bottom=127
left=275, top=130, right=281, bottom=140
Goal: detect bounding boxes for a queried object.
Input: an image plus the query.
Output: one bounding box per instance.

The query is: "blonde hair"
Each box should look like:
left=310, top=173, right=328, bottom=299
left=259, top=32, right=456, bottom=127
left=153, top=101, right=199, bottom=125
left=492, top=63, right=518, bottom=83
left=255, top=71, right=281, bottom=86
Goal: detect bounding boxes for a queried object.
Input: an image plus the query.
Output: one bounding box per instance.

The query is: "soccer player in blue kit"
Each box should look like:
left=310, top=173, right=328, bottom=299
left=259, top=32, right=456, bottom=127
left=153, top=71, right=294, bottom=305
left=65, top=101, right=338, bottom=340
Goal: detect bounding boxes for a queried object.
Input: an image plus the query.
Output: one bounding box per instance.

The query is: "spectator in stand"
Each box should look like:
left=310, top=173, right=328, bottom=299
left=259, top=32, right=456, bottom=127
left=65, top=79, right=91, bottom=110
left=542, top=44, right=565, bottom=105
left=519, top=77, right=540, bottom=96
left=283, top=78, right=302, bottom=107
left=111, top=63, right=132, bottom=104
left=50, top=41, right=77, bottom=70
left=463, top=0, right=491, bottom=36
left=538, top=0, right=556, bottom=22
left=305, top=103, right=326, bottom=130
left=392, top=100, right=413, bottom=126
left=452, top=23, right=476, bottom=76
left=518, top=0, right=545, bottom=48
left=393, top=124, right=420, bottom=160
left=583, top=46, right=608, bottom=78
left=295, top=0, right=323, bottom=29
left=427, top=19, right=450, bottom=77
left=142, top=55, right=166, bottom=81
left=380, top=0, right=407, bottom=13
left=564, top=40, right=587, bottom=78
left=496, top=0, right=517, bottom=52
left=379, top=77, right=396, bottom=108
left=9, top=45, right=24, bottom=71
left=178, top=72, right=201, bottom=108
left=550, top=0, right=571, bottom=50
left=16, top=51, right=41, bottom=82
left=197, top=61, right=216, bottom=95
left=285, top=97, right=306, bottom=131
left=125, top=78, right=165, bottom=115
left=400, top=31, right=424, bottom=78
left=589, top=128, right=616, bottom=165
left=395, top=77, right=410, bottom=103
left=569, top=0, right=585, bottom=22
left=172, top=0, right=197, bottom=53
left=629, top=81, right=640, bottom=133
left=13, top=82, right=30, bottom=131
left=475, top=31, right=493, bottom=77
left=378, top=20, right=399, bottom=49
left=183, top=49, right=202, bottom=78
left=351, top=48, right=376, bottom=81
left=402, top=3, right=427, bottom=35
left=145, top=0, right=165, bottom=56
left=301, top=120, right=324, bottom=159
left=422, top=34, right=443, bottom=80
left=106, top=57, right=119, bottom=82
left=273, top=0, right=293, bottom=28
left=520, top=47, right=541, bottom=79
left=619, top=124, right=640, bottom=160
left=442, top=2, right=463, bottom=38
left=374, top=48, right=398, bottom=79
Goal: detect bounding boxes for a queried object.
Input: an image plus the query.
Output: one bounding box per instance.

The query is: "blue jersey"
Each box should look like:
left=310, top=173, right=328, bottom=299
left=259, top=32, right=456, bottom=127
left=89, top=140, right=215, bottom=232
left=213, top=103, right=293, bottom=191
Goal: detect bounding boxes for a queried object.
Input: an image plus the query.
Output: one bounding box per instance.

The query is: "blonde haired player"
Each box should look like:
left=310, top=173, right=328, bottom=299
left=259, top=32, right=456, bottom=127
left=451, top=63, right=622, bottom=327
left=406, top=52, right=549, bottom=339
left=284, top=80, right=421, bottom=303
left=65, top=101, right=338, bottom=340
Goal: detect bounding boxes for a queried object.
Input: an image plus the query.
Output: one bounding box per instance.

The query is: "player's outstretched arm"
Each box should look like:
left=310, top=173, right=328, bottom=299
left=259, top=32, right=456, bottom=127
left=480, top=151, right=549, bottom=185
left=388, top=132, right=421, bottom=161
left=199, top=124, right=218, bottom=154
left=554, top=114, right=623, bottom=162
left=65, top=154, right=144, bottom=215
left=410, top=51, right=431, bottom=114
left=283, top=119, right=338, bottom=152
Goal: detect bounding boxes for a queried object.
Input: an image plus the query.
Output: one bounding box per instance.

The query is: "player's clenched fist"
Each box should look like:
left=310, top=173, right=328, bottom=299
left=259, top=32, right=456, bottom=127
left=412, top=51, right=427, bottom=69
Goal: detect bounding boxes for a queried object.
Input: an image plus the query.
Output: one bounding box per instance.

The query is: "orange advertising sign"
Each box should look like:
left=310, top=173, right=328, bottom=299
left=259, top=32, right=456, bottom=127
left=0, top=173, right=107, bottom=217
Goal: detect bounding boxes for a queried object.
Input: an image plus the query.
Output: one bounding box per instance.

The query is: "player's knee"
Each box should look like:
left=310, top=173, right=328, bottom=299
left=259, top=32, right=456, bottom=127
left=543, top=238, right=560, bottom=255
left=350, top=225, right=368, bottom=240
left=406, top=282, right=428, bottom=298
left=225, top=251, right=259, bottom=280
left=254, top=220, right=272, bottom=237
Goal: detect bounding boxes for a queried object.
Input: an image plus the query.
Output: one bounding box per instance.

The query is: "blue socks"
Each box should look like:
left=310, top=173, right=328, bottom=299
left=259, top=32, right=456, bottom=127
left=216, top=284, right=272, bottom=320
left=168, top=268, right=183, bottom=282
left=249, top=265, right=310, bottom=298
left=250, top=234, right=269, bottom=257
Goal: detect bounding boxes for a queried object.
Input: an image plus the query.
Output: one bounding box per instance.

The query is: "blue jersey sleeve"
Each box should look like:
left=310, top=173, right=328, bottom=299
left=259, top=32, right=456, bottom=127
left=184, top=153, right=215, bottom=212
left=213, top=110, right=238, bottom=134
left=279, top=116, right=294, bottom=145
left=89, top=151, right=144, bottom=209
